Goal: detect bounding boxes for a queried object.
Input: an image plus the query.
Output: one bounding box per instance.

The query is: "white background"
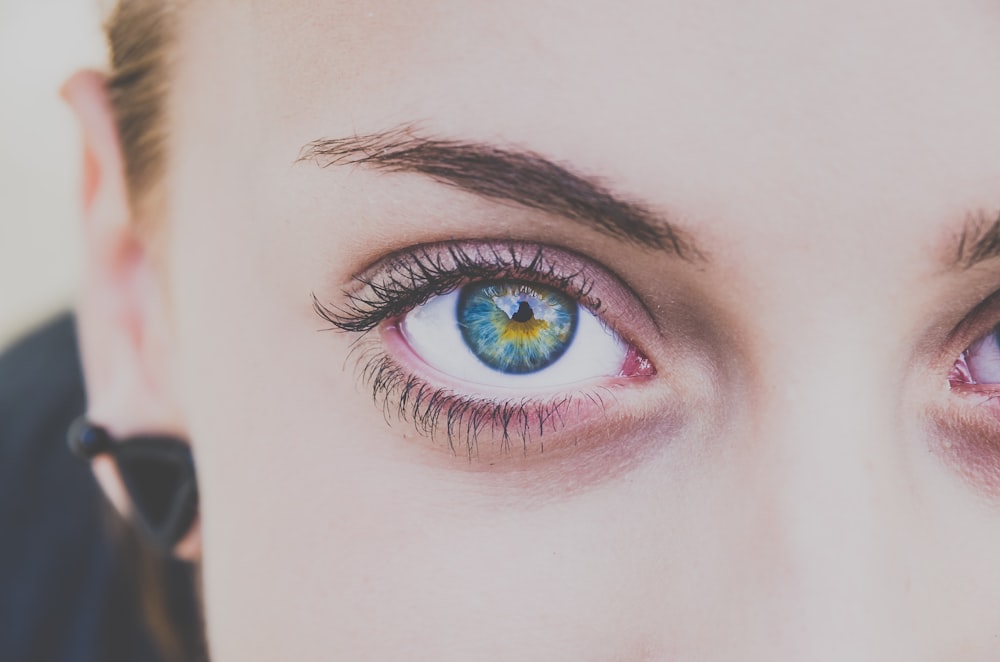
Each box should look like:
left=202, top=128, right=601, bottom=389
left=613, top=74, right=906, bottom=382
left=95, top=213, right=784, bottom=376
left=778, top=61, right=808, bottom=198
left=0, top=0, right=105, bottom=351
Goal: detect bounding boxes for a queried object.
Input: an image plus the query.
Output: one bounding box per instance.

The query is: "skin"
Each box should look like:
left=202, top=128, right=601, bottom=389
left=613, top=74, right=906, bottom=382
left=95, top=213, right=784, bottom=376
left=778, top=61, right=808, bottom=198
left=65, top=0, right=1000, bottom=659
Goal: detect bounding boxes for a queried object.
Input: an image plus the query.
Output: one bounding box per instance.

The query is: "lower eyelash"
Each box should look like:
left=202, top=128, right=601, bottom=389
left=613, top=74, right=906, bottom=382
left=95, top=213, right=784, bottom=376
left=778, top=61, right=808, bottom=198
left=353, top=344, right=614, bottom=458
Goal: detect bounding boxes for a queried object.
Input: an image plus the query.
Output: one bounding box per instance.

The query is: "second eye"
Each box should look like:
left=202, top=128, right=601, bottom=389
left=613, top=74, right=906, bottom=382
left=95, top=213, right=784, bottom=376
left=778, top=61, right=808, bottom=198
left=399, top=280, right=640, bottom=389
left=953, top=324, right=1000, bottom=385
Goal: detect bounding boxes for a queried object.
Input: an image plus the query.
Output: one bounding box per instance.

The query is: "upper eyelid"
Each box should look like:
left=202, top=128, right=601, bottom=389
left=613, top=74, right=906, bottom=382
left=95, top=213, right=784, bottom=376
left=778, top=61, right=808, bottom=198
left=349, top=242, right=591, bottom=293
left=906, top=276, right=1000, bottom=386
left=318, top=241, right=632, bottom=334
left=943, top=285, right=1000, bottom=358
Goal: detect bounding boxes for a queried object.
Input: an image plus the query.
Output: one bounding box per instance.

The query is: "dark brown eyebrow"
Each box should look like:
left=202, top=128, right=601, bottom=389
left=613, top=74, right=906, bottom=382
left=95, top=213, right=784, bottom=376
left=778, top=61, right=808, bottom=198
left=299, top=125, right=700, bottom=259
left=952, top=211, right=1000, bottom=269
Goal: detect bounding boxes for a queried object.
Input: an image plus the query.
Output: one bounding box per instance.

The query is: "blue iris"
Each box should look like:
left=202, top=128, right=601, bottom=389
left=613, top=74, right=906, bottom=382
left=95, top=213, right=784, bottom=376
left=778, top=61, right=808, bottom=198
left=457, top=281, right=578, bottom=374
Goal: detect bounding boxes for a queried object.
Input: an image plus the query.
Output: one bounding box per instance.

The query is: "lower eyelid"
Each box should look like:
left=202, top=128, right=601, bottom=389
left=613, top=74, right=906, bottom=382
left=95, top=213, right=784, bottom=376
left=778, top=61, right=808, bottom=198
left=950, top=382, right=1000, bottom=397
left=926, top=400, right=1000, bottom=499
left=352, top=326, right=669, bottom=462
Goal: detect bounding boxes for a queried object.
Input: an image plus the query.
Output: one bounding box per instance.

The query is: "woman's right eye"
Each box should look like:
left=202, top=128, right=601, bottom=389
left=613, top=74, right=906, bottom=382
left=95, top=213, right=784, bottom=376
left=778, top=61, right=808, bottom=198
left=399, top=280, right=652, bottom=390
left=317, top=241, right=669, bottom=458
left=954, top=324, right=1000, bottom=385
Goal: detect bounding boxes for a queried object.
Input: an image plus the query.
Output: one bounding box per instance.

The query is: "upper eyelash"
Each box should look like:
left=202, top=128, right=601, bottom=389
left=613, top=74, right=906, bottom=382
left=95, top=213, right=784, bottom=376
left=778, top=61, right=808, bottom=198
left=313, top=242, right=598, bottom=334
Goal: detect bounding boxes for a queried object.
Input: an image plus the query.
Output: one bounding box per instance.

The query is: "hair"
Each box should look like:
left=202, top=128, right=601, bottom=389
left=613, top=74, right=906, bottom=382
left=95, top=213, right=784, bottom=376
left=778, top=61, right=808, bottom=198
left=104, top=0, right=176, bottom=215
left=102, top=3, right=205, bottom=660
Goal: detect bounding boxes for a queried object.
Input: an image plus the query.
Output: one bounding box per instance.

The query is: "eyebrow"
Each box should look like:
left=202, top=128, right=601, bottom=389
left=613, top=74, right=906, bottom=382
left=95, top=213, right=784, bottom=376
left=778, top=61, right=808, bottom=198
left=299, top=125, right=699, bottom=259
left=953, top=212, right=1000, bottom=269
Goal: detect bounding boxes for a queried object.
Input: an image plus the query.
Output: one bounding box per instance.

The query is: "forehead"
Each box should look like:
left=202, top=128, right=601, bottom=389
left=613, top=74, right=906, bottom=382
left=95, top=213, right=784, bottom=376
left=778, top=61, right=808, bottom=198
left=172, top=1, right=1000, bottom=255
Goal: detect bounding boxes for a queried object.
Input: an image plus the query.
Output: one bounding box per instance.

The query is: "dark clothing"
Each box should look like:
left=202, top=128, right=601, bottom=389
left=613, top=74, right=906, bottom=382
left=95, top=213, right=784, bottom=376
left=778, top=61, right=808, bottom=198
left=0, top=315, right=200, bottom=662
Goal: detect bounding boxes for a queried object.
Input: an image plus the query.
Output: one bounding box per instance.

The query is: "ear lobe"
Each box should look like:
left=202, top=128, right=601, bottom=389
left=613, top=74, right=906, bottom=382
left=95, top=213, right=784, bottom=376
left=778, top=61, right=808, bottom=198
left=63, top=69, right=200, bottom=561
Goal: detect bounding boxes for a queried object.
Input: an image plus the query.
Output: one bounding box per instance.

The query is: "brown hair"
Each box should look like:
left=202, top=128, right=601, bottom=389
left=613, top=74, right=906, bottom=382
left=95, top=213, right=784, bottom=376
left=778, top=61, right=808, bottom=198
left=104, top=0, right=176, bottom=214
left=103, top=3, right=205, bottom=660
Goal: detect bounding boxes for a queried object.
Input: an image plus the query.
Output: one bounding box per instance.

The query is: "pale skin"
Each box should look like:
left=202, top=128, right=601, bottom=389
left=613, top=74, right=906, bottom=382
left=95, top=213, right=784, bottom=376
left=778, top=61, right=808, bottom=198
left=64, top=0, right=1000, bottom=659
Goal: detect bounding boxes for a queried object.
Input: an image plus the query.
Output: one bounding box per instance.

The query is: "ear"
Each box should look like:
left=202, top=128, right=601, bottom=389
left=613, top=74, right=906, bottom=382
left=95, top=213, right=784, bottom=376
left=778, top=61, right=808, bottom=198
left=62, top=70, right=200, bottom=561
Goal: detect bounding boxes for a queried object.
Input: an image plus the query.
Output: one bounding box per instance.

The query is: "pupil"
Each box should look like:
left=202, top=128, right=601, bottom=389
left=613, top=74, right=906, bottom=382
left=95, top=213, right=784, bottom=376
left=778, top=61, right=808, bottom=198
left=510, top=300, right=534, bottom=323
left=457, top=281, right=578, bottom=375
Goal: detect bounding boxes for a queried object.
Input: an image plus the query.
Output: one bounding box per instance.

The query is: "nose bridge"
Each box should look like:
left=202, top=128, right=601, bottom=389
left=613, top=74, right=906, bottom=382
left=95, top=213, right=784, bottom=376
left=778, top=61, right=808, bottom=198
left=763, top=320, right=890, bottom=527
left=729, top=316, right=918, bottom=658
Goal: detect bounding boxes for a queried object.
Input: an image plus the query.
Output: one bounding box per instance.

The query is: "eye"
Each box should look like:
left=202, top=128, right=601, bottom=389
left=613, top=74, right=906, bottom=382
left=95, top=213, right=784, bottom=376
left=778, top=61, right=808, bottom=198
left=953, top=323, right=1000, bottom=385
left=315, top=240, right=665, bottom=458
left=400, top=280, right=646, bottom=389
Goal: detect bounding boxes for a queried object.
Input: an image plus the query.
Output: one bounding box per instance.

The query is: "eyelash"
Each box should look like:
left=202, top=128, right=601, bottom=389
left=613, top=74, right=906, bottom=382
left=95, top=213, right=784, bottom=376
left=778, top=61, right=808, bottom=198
left=348, top=348, right=616, bottom=457
left=314, top=243, right=599, bottom=333
left=314, top=242, right=627, bottom=458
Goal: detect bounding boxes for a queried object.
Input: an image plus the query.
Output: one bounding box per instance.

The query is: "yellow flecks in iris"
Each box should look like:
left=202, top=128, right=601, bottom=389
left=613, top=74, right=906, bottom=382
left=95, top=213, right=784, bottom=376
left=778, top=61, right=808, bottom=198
left=497, top=318, right=550, bottom=343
